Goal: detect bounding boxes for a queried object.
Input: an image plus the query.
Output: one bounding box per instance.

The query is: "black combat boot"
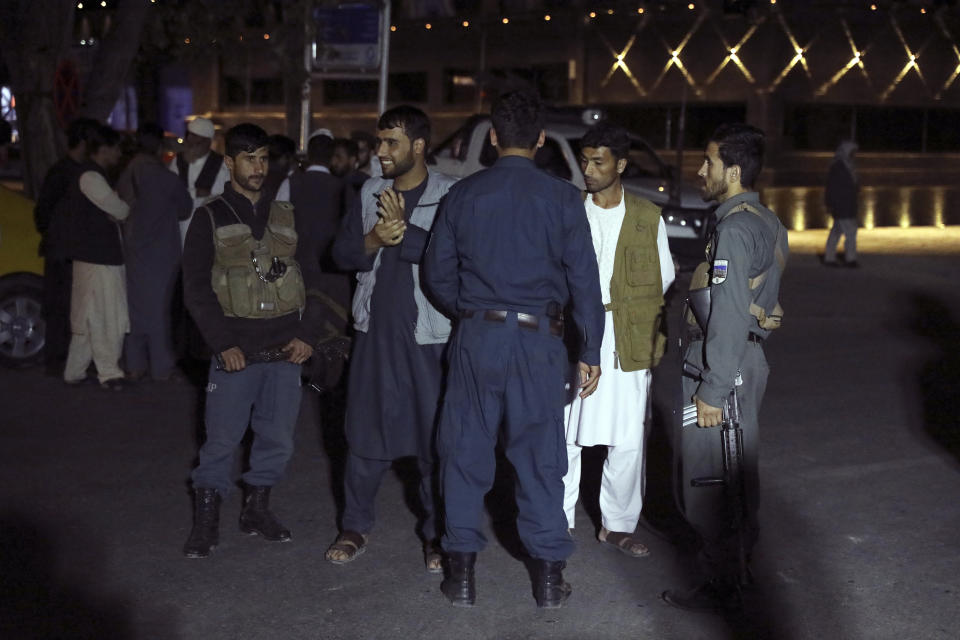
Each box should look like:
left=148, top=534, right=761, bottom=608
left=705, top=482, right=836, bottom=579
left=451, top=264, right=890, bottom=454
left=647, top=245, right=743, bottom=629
left=239, top=485, right=291, bottom=542
left=183, top=488, right=221, bottom=558
left=533, top=559, right=572, bottom=609
left=441, top=551, right=476, bottom=607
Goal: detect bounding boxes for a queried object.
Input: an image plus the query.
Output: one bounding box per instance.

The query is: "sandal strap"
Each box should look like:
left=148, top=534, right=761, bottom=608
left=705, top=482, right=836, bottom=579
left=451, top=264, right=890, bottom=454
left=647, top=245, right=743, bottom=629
left=335, top=529, right=365, bottom=549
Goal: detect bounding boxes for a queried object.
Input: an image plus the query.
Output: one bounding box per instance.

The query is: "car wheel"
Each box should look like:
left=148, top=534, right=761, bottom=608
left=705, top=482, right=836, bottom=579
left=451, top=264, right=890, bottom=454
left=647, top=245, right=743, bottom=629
left=0, top=273, right=46, bottom=368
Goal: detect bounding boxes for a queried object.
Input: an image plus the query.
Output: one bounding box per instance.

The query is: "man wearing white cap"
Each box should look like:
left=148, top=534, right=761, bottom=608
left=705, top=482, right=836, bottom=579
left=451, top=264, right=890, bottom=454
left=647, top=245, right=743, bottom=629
left=169, top=117, right=230, bottom=245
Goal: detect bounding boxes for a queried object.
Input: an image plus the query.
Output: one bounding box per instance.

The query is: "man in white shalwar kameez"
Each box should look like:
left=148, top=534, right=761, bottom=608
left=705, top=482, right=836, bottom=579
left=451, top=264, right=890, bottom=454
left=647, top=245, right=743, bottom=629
left=564, top=124, right=675, bottom=557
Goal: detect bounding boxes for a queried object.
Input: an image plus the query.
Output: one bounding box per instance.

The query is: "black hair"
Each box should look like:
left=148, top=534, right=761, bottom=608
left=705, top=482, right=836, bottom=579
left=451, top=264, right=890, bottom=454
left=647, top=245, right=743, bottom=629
left=66, top=117, right=101, bottom=150
left=579, top=123, right=630, bottom=161
left=267, top=134, right=297, bottom=161
left=377, top=105, right=431, bottom=148
left=86, top=124, right=120, bottom=154
left=333, top=137, right=358, bottom=157
left=709, top=123, right=765, bottom=189
left=490, top=89, right=544, bottom=150
left=307, top=134, right=335, bottom=166
left=137, top=122, right=165, bottom=155
left=224, top=123, right=269, bottom=158
left=350, top=130, right=377, bottom=148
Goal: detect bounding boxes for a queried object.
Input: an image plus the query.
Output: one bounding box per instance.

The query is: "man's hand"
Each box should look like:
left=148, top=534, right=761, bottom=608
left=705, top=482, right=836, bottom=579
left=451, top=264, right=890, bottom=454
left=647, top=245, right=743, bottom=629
left=283, top=338, right=314, bottom=364
left=695, top=395, right=723, bottom=428
left=377, top=187, right=405, bottom=222
left=577, top=362, right=601, bottom=399
left=219, top=346, right=246, bottom=372
left=365, top=219, right=407, bottom=252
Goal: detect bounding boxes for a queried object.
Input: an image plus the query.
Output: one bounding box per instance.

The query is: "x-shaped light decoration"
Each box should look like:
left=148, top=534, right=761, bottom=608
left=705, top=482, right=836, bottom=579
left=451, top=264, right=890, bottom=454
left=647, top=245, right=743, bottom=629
left=650, top=8, right=707, bottom=95
left=597, top=15, right=651, bottom=96
left=935, top=13, right=960, bottom=99
left=767, top=10, right=817, bottom=92
left=879, top=12, right=932, bottom=101
left=704, top=15, right=765, bottom=86
left=815, top=19, right=872, bottom=97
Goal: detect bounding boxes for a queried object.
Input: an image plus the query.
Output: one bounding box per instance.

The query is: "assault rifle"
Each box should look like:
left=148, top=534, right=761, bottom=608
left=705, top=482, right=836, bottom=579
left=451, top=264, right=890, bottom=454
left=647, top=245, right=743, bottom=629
left=213, top=337, right=352, bottom=394
left=682, top=362, right=750, bottom=587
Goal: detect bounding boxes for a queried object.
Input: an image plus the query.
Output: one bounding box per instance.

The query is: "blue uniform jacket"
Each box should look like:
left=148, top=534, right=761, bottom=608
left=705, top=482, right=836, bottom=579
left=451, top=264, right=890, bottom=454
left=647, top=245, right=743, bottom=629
left=423, top=155, right=605, bottom=365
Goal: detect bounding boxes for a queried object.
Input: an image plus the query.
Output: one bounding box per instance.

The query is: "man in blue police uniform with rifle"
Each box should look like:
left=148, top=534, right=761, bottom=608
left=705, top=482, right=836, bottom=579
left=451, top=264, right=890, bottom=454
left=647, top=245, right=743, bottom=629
left=663, top=123, right=788, bottom=612
left=181, top=123, right=341, bottom=558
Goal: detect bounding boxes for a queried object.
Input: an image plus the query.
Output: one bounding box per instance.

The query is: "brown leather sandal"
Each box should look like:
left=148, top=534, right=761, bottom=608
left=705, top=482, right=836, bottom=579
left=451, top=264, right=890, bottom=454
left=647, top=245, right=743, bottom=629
left=423, top=540, right=444, bottom=574
left=325, top=530, right=367, bottom=564
left=598, top=527, right=650, bottom=558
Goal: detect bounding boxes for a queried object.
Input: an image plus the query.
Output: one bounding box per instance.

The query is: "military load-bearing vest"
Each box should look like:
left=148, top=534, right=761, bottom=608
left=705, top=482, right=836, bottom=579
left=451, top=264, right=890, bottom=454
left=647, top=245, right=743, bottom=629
left=205, top=197, right=306, bottom=319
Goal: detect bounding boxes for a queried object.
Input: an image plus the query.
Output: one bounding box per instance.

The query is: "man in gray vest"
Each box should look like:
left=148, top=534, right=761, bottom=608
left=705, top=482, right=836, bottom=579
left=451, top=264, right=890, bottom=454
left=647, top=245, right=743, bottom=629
left=327, top=106, right=456, bottom=572
left=663, top=123, right=788, bottom=612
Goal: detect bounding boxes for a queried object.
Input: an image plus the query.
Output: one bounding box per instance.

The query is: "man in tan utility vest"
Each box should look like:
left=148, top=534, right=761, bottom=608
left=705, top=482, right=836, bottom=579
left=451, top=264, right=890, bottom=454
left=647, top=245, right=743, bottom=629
left=180, top=123, right=331, bottom=558
left=562, top=123, right=675, bottom=557
left=663, top=123, right=788, bottom=612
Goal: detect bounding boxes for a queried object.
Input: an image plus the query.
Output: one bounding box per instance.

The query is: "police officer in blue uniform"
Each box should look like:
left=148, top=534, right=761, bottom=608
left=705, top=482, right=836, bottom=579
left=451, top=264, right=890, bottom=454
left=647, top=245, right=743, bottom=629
left=423, top=89, right=605, bottom=609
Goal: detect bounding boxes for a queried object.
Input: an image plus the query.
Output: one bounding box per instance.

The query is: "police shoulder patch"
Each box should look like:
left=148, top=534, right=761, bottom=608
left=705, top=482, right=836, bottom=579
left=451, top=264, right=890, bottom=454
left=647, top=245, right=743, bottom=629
left=712, top=259, right=729, bottom=284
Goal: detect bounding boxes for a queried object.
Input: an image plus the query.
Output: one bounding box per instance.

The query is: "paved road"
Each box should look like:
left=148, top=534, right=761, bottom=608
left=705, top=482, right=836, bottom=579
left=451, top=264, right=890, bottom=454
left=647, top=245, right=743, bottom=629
left=2, top=245, right=959, bottom=639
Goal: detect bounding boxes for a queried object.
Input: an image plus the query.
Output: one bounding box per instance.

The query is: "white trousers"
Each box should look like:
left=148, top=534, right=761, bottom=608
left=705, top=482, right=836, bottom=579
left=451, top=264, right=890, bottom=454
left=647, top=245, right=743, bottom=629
left=64, top=261, right=128, bottom=383
left=564, top=440, right=647, bottom=533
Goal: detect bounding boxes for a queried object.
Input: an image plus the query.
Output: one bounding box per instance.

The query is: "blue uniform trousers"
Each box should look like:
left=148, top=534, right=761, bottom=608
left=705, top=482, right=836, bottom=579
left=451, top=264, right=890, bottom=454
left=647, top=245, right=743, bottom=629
left=192, top=360, right=303, bottom=495
left=438, top=313, right=574, bottom=562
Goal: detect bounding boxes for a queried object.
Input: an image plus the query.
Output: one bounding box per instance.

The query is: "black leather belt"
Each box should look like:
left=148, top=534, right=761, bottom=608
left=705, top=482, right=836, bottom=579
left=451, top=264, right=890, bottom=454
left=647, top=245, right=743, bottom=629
left=686, top=329, right=764, bottom=345
left=460, top=309, right=563, bottom=337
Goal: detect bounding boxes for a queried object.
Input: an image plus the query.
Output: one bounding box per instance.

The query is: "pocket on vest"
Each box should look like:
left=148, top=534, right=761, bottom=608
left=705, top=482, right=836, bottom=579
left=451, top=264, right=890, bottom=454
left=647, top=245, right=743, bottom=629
left=624, top=247, right=658, bottom=287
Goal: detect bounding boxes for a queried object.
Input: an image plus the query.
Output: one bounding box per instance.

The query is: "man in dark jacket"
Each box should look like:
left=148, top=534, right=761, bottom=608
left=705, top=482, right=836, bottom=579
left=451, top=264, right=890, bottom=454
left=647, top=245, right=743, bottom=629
left=34, top=117, right=100, bottom=375
left=822, top=140, right=859, bottom=267
left=181, top=123, right=335, bottom=558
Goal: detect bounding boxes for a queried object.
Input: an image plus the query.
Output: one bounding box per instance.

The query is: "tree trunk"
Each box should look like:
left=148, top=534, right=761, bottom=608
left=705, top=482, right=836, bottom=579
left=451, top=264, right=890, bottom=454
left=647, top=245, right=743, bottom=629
left=79, top=0, right=151, bottom=121
left=0, top=0, right=75, bottom=199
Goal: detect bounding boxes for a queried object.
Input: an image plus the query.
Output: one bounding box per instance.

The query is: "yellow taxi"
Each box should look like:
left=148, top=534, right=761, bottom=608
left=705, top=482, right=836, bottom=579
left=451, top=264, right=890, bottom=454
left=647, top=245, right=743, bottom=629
left=0, top=185, right=45, bottom=367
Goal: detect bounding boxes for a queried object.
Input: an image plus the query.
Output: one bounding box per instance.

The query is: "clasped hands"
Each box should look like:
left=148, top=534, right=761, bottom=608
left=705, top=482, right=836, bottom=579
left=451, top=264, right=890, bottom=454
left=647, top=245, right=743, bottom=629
left=369, top=187, right=406, bottom=249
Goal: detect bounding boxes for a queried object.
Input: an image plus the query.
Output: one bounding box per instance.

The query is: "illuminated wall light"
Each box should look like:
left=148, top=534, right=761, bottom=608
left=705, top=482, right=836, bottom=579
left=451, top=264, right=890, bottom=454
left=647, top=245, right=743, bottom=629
left=933, top=187, right=945, bottom=228
left=80, top=39, right=86, bottom=45
left=177, top=137, right=184, bottom=144
left=589, top=11, right=596, bottom=18
left=425, top=23, right=432, bottom=30
left=637, top=7, right=644, bottom=14
left=607, top=9, right=614, bottom=14
left=863, top=188, right=876, bottom=230
left=184, top=37, right=191, bottom=44
left=544, top=15, right=551, bottom=21
left=921, top=7, right=926, bottom=14
left=263, top=33, right=270, bottom=40
left=688, top=3, right=695, bottom=9
left=502, top=17, right=509, bottom=24
left=390, top=25, right=397, bottom=32
left=101, top=0, right=106, bottom=6
left=77, top=2, right=83, bottom=8
left=462, top=20, right=469, bottom=27
left=870, top=3, right=877, bottom=9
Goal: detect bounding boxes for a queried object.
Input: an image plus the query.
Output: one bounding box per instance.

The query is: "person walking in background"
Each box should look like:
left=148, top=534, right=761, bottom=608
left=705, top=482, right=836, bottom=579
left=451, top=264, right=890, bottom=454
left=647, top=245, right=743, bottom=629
left=822, top=140, right=859, bottom=268
left=34, top=118, right=100, bottom=376
left=62, top=124, right=130, bottom=390
left=116, top=123, right=193, bottom=382
left=563, top=123, right=675, bottom=558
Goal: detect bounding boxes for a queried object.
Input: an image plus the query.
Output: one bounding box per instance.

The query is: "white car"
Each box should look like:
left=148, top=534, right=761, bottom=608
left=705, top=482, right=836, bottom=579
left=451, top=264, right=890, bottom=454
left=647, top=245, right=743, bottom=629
left=428, top=114, right=714, bottom=269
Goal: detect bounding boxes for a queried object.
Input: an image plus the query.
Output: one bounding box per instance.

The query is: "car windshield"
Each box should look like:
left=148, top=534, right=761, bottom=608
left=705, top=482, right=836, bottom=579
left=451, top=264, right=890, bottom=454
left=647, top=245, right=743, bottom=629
left=568, top=137, right=666, bottom=180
